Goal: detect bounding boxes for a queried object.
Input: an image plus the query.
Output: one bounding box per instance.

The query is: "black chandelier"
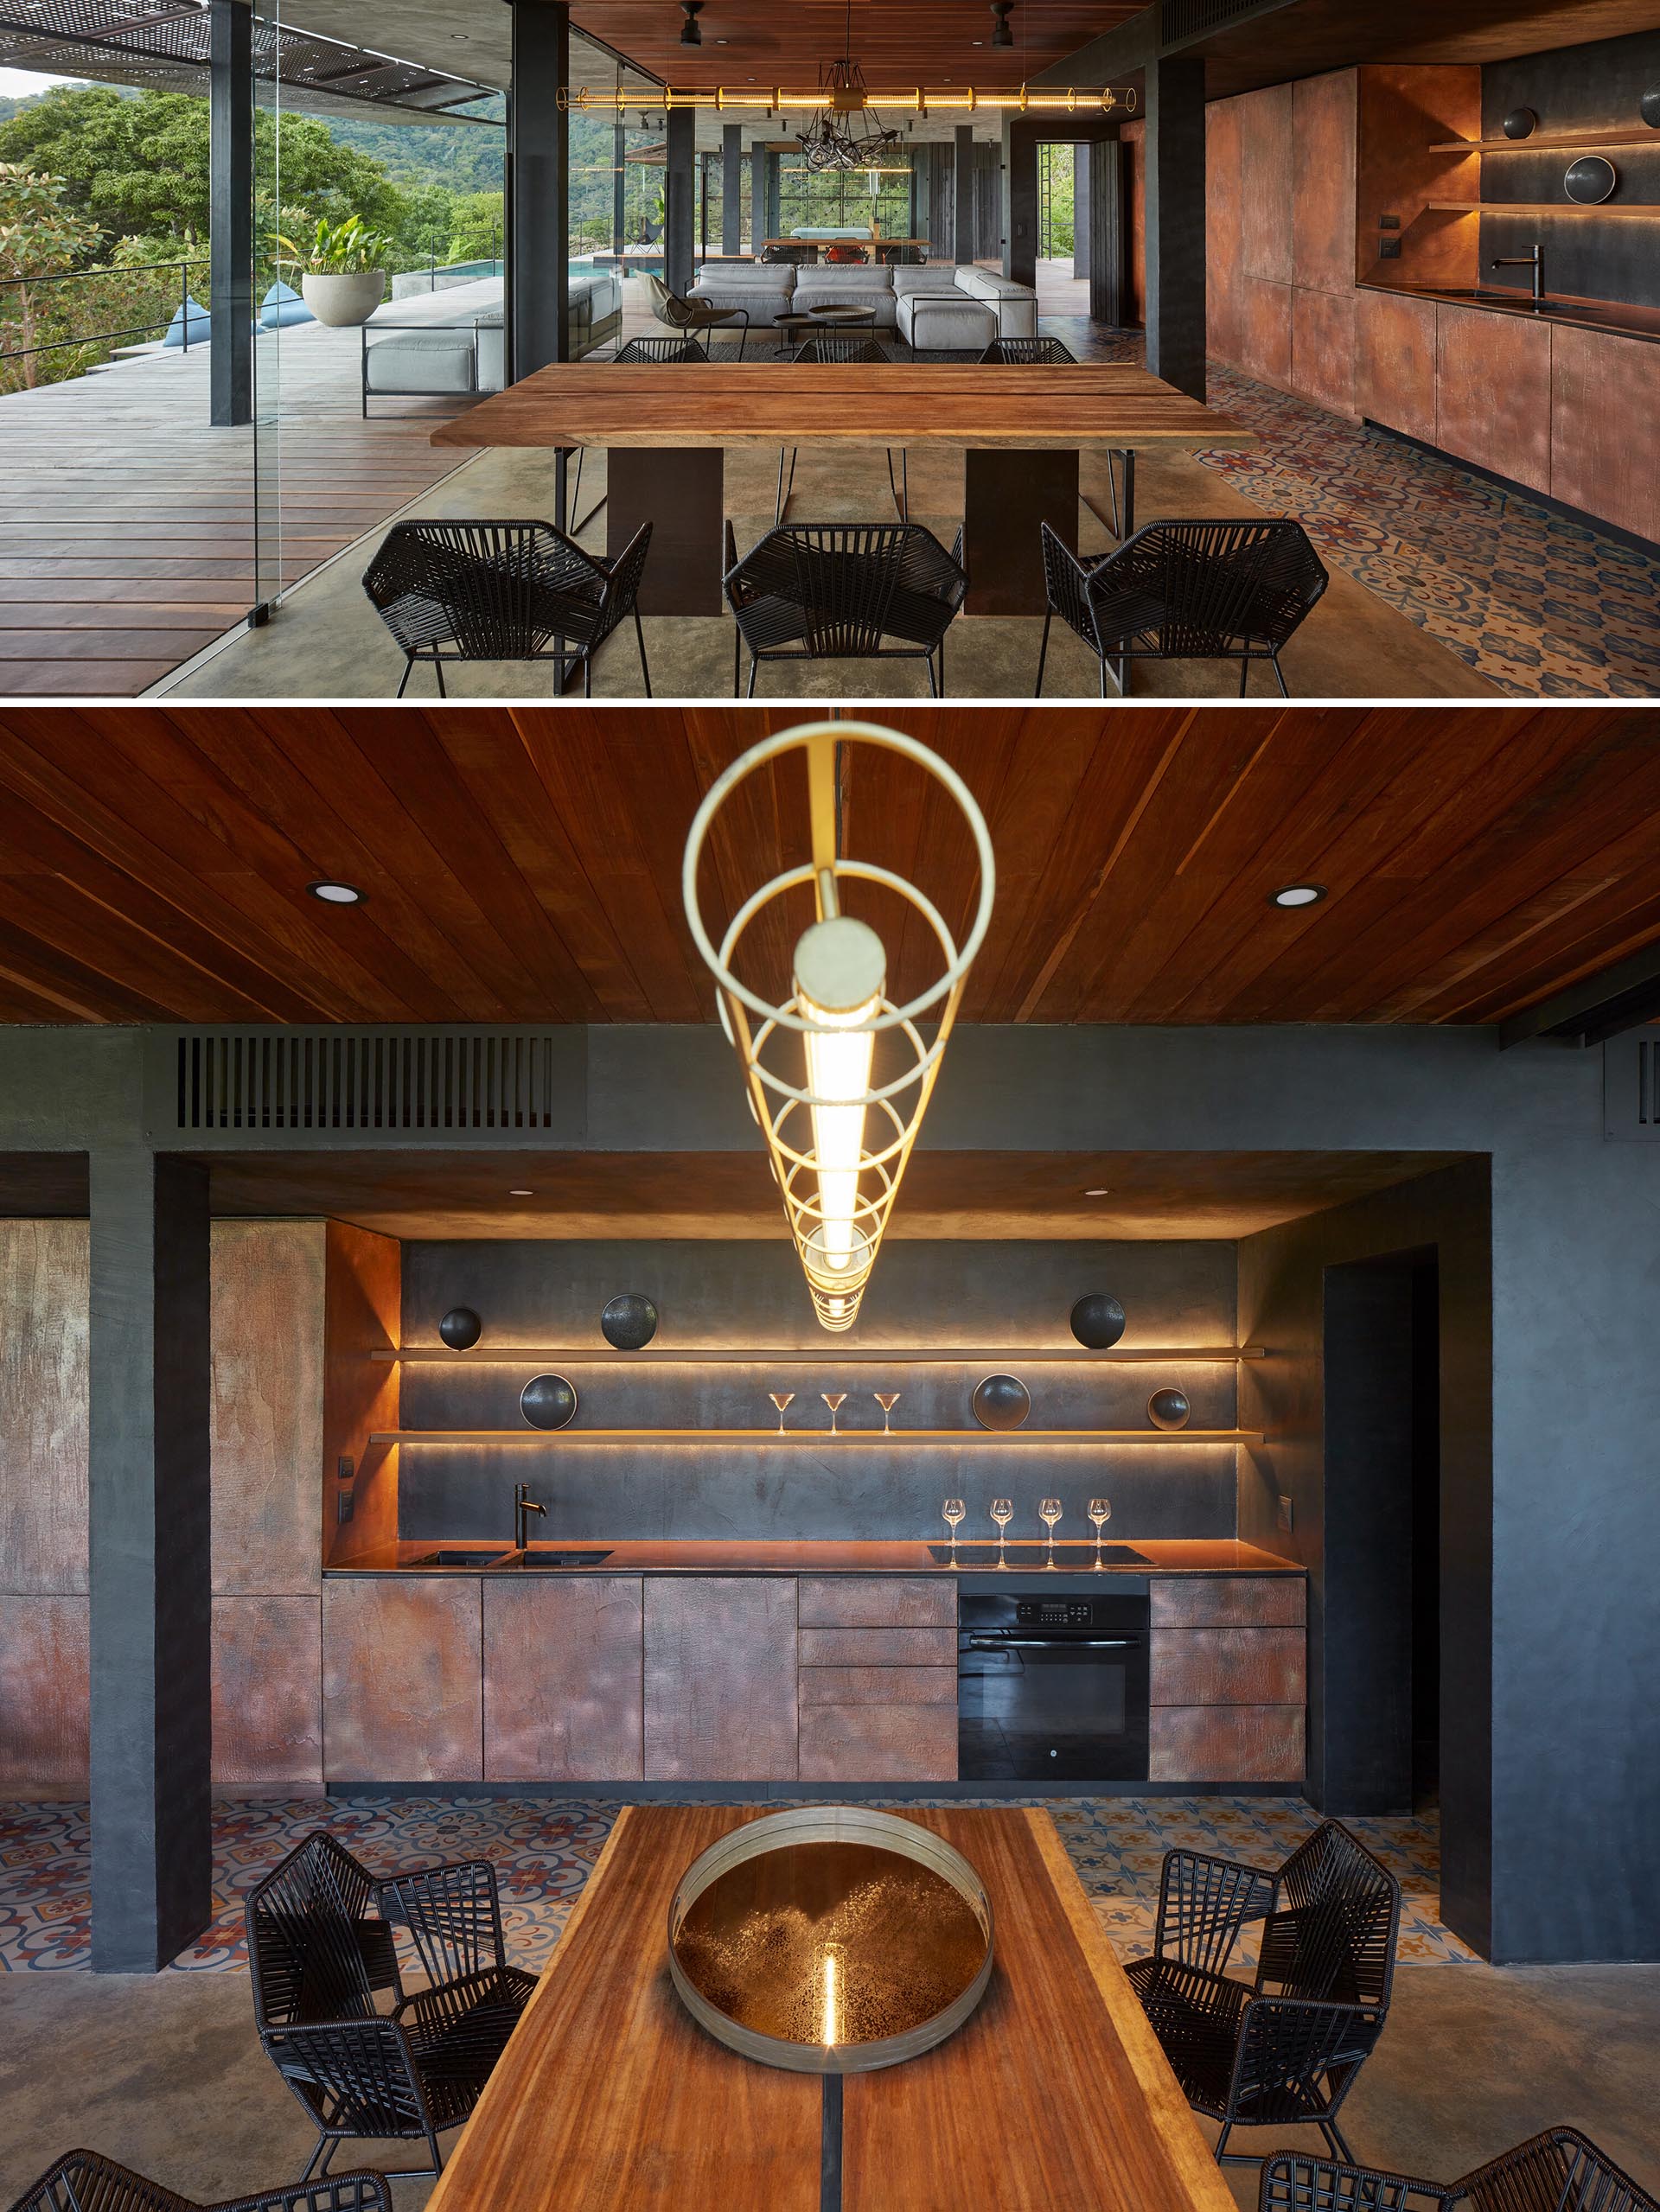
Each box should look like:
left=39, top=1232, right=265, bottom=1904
left=795, top=0, right=903, bottom=171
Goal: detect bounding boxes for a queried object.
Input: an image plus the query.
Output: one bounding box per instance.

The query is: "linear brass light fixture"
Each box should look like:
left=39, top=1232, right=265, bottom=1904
left=682, top=721, right=995, bottom=1333
left=560, top=83, right=1138, bottom=116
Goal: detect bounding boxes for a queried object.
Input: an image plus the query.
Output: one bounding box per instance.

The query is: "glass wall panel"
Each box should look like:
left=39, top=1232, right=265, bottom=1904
left=776, top=159, right=914, bottom=241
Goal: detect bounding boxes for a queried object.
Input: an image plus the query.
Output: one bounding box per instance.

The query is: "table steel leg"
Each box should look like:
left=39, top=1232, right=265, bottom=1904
left=962, top=448, right=1078, bottom=617
left=608, top=446, right=725, bottom=615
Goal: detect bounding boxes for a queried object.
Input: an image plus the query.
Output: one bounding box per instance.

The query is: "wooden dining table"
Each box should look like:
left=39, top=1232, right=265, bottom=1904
left=431, top=362, right=1256, bottom=618
left=421, top=1804, right=1240, bottom=2212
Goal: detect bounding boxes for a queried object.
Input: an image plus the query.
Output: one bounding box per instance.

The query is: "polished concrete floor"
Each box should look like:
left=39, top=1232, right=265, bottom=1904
left=3, top=1960, right=1655, bottom=2209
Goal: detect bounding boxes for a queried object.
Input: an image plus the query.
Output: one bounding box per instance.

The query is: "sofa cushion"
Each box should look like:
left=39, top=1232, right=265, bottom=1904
left=897, top=290, right=999, bottom=351
left=688, top=282, right=795, bottom=324
left=693, top=261, right=797, bottom=288
left=791, top=263, right=893, bottom=290
left=791, top=282, right=899, bottom=327
left=363, top=329, right=477, bottom=392
left=891, top=265, right=947, bottom=294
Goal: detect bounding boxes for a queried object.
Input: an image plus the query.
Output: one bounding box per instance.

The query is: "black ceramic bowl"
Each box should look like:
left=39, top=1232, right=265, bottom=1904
left=438, top=1306, right=482, bottom=1351
left=521, top=1374, right=578, bottom=1430
left=972, top=1374, right=1031, bottom=1431
left=1069, top=1293, right=1127, bottom=1350
left=1147, top=1386, right=1191, bottom=1432
left=601, top=1292, right=659, bottom=1350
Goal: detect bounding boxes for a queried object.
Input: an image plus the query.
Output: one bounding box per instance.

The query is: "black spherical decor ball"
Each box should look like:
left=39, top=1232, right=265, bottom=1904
left=973, top=1374, right=1031, bottom=1431
left=438, top=1306, right=482, bottom=1351
left=1147, top=1386, right=1191, bottom=1432
left=1070, top=1293, right=1127, bottom=1350
left=520, top=1374, right=578, bottom=1430
left=601, top=1292, right=659, bottom=1350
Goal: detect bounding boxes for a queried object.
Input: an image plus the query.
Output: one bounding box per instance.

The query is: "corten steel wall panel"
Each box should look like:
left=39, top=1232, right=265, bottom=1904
left=1149, top=1627, right=1306, bottom=1706
left=1206, top=100, right=1243, bottom=365
left=211, top=1221, right=324, bottom=1596
left=1239, top=83, right=1293, bottom=284
left=1549, top=324, right=1660, bottom=543
left=484, top=1577, right=644, bottom=1781
left=643, top=1578, right=797, bottom=1781
left=1293, top=288, right=1357, bottom=420
left=0, top=1220, right=88, bottom=1597
left=1356, top=287, right=1439, bottom=443
left=798, top=1704, right=958, bottom=1782
left=0, top=1593, right=89, bottom=1788
left=324, top=1221, right=401, bottom=1568
left=1435, top=303, right=1552, bottom=495
left=211, top=1595, right=322, bottom=1785
left=1292, top=72, right=1357, bottom=297
left=322, top=1577, right=482, bottom=1782
left=1148, top=1705, right=1304, bottom=1783
left=1355, top=66, right=1480, bottom=289
left=1241, top=278, right=1294, bottom=390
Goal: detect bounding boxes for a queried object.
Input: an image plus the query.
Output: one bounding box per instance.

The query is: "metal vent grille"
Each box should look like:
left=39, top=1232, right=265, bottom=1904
left=175, top=1030, right=572, bottom=1132
left=1603, top=1035, right=1660, bottom=1139
left=1160, top=0, right=1262, bottom=44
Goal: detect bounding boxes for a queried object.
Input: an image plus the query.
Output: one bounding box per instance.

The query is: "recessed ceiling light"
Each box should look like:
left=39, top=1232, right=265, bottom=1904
left=307, top=880, right=363, bottom=905
left=1270, top=883, right=1327, bottom=908
left=508, top=1188, right=535, bottom=1197
left=1082, top=1187, right=1111, bottom=1197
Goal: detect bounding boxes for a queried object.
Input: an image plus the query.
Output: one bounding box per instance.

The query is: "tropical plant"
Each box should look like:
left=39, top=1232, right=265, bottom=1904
left=0, top=163, right=104, bottom=390
left=276, top=212, right=398, bottom=275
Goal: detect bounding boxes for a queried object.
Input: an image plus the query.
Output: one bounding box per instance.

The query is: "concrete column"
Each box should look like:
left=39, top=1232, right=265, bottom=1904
left=721, top=123, right=743, bottom=255
left=750, top=143, right=767, bottom=253
left=664, top=106, right=696, bottom=296
left=88, top=1151, right=212, bottom=1973
left=1144, top=55, right=1207, bottom=400
left=952, top=124, right=975, bottom=267
left=507, top=0, right=571, bottom=379
left=208, top=0, right=252, bottom=429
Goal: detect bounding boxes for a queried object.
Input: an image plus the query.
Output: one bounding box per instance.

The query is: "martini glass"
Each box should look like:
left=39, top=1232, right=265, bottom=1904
left=769, top=1392, right=795, bottom=1433
left=822, top=1392, right=846, bottom=1435
left=1039, top=1497, right=1063, bottom=1569
left=874, top=1392, right=901, bottom=1433
left=942, top=1496, right=965, bottom=1561
left=1089, top=1495, right=1112, bottom=1570
left=990, top=1497, right=1012, bottom=1569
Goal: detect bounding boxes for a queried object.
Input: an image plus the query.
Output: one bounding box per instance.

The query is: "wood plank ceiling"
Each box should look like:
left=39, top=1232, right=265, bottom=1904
left=0, top=705, right=1657, bottom=1030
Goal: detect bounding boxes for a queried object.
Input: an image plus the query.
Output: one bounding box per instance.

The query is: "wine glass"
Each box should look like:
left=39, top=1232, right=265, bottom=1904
left=1039, top=1496, right=1063, bottom=1569
left=821, top=1391, right=846, bottom=1435
left=942, top=1496, right=965, bottom=1561
left=1089, top=1495, right=1112, bottom=1571
left=769, top=1391, right=795, bottom=1433
left=874, top=1392, right=901, bottom=1433
left=989, top=1497, right=1013, bottom=1569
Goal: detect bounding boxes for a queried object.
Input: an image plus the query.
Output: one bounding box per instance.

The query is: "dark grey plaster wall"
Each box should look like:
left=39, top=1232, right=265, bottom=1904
left=399, top=1238, right=1240, bottom=1545
left=1237, top=1163, right=1494, bottom=1954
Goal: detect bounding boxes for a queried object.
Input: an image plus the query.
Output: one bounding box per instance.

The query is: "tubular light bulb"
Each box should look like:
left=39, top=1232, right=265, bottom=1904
left=794, top=915, right=885, bottom=1278
left=822, top=1948, right=840, bottom=2047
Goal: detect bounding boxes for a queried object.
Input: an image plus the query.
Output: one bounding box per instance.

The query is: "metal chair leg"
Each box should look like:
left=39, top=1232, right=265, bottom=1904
left=886, top=447, right=908, bottom=522
left=396, top=658, right=414, bottom=699
left=1238, top=653, right=1250, bottom=698
left=314, top=2141, right=337, bottom=2181
left=433, top=658, right=447, bottom=699
left=635, top=608, right=652, bottom=698
left=1034, top=609, right=1051, bottom=697
left=746, top=651, right=759, bottom=698
left=300, top=2136, right=329, bottom=2183
left=1272, top=651, right=1289, bottom=698
left=1212, top=2126, right=1233, bottom=2165
left=1100, top=653, right=1110, bottom=698
left=1321, top=2120, right=1357, bottom=2164
left=776, top=447, right=788, bottom=525
left=732, top=622, right=742, bottom=697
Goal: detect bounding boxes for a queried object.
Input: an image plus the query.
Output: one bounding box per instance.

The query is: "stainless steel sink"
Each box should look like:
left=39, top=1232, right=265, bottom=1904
left=494, top=1548, right=615, bottom=1569
left=1430, top=288, right=1552, bottom=309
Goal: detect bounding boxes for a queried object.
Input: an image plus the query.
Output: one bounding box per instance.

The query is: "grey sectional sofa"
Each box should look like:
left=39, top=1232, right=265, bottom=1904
left=361, top=267, right=622, bottom=412
left=684, top=261, right=1038, bottom=351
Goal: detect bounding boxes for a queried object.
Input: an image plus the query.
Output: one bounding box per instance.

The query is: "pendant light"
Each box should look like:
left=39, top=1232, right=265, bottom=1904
left=682, top=720, right=995, bottom=1332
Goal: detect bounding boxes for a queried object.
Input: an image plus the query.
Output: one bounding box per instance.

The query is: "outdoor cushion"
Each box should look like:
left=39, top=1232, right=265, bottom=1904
left=693, top=262, right=798, bottom=288
left=790, top=264, right=891, bottom=290
left=687, top=280, right=794, bottom=325
left=891, top=265, right=947, bottom=294
left=364, top=329, right=478, bottom=393
left=259, top=280, right=312, bottom=329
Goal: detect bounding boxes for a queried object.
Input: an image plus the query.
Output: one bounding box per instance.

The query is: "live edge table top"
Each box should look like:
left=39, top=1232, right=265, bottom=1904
left=422, top=1804, right=1239, bottom=2212
left=429, top=362, right=1258, bottom=454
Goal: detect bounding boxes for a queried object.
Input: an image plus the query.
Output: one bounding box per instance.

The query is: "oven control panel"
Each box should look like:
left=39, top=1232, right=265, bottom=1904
left=1018, top=1599, right=1109, bottom=1628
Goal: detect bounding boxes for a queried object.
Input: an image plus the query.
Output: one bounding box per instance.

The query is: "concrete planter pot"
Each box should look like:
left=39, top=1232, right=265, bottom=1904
left=299, top=271, right=386, bottom=328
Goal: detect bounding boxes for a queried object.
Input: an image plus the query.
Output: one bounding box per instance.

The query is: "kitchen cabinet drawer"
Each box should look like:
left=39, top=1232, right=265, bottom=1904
left=799, top=1704, right=958, bottom=1782
left=484, top=1578, right=643, bottom=1782
left=644, top=1577, right=797, bottom=1781
left=1150, top=1627, right=1306, bottom=1707
left=799, top=1627, right=956, bottom=1667
left=797, top=1577, right=955, bottom=1629
left=1149, top=1577, right=1306, bottom=1628
left=1148, top=1705, right=1305, bottom=1784
left=322, top=1578, right=481, bottom=1783
left=1435, top=303, right=1551, bottom=495
left=798, top=1666, right=957, bottom=1707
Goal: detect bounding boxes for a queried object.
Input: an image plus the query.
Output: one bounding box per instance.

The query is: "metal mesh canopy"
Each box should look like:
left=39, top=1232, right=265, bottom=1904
left=0, top=0, right=501, bottom=121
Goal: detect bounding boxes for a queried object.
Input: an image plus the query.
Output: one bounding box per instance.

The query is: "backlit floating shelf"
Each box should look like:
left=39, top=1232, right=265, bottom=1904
left=373, top=1344, right=1266, bottom=1365
left=368, top=1427, right=1264, bottom=1444
left=1427, top=129, right=1660, bottom=153
left=1427, top=200, right=1660, bottom=217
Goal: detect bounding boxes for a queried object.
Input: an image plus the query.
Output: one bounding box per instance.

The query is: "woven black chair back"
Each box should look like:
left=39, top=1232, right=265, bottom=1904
left=247, top=1832, right=383, bottom=2031
left=378, top=1860, right=504, bottom=1988
left=613, top=336, right=708, bottom=362
left=879, top=244, right=925, bottom=265
left=1258, top=1820, right=1401, bottom=2010
left=1459, top=2132, right=1660, bottom=2212
left=1040, top=523, right=1106, bottom=657
left=5, top=2155, right=393, bottom=2212
left=363, top=521, right=610, bottom=660
left=980, top=336, right=1077, bottom=365
left=791, top=335, right=890, bottom=364
left=1090, top=520, right=1326, bottom=658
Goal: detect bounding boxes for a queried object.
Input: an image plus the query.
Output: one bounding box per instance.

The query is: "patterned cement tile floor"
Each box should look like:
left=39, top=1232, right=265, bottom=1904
left=1046, top=319, right=1660, bottom=700
left=0, top=1794, right=1476, bottom=1974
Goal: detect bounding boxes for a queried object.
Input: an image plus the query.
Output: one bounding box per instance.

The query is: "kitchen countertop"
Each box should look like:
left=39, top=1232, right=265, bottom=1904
left=324, top=1537, right=1305, bottom=1578
left=1361, top=278, right=1660, bottom=346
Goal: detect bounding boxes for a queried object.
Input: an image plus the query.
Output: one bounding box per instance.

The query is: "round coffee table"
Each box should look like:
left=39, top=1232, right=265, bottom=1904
left=772, top=305, right=880, bottom=355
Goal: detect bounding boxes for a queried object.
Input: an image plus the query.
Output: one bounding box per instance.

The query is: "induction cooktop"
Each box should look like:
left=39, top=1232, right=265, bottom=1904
left=927, top=1541, right=1152, bottom=1566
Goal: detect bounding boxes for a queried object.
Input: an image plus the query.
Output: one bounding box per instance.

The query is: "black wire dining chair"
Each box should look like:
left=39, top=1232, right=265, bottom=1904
left=1127, top=1820, right=1401, bottom=2167
left=1259, top=2129, right=1659, bottom=2212
left=1036, top=518, right=1328, bottom=698
left=246, top=1829, right=538, bottom=2182
left=723, top=520, right=967, bottom=696
left=362, top=518, right=652, bottom=698
left=567, top=335, right=708, bottom=532
left=775, top=335, right=907, bottom=524
left=976, top=335, right=1128, bottom=529
left=6, top=2153, right=391, bottom=2212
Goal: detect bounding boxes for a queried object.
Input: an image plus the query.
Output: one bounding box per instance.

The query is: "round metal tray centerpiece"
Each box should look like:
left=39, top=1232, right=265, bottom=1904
left=667, top=1807, right=994, bottom=2075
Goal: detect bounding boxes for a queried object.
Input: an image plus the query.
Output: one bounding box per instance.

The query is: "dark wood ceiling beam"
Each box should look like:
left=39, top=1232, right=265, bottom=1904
left=1497, top=940, right=1660, bottom=1049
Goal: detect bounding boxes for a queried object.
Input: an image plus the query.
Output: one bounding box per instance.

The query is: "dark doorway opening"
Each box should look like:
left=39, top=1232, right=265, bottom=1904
left=1318, top=1247, right=1441, bottom=1816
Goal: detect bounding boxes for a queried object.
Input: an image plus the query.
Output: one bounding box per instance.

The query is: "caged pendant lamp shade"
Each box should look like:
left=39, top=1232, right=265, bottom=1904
left=682, top=720, right=994, bottom=1332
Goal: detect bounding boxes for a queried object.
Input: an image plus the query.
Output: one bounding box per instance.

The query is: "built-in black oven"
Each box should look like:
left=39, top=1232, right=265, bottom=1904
left=957, top=1577, right=1150, bottom=1782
